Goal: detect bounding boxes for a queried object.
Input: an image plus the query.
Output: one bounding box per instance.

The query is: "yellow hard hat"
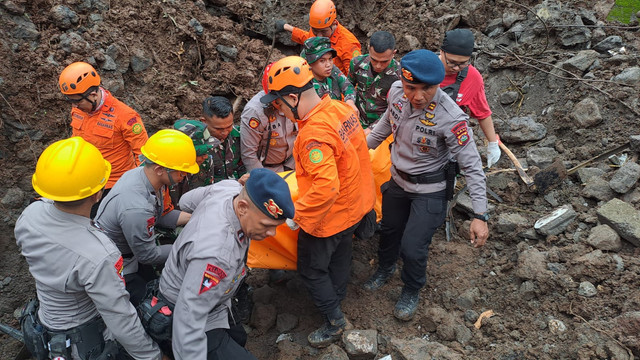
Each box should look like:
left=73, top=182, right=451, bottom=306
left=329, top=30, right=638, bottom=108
left=32, top=137, right=111, bottom=201
left=141, top=129, right=200, bottom=174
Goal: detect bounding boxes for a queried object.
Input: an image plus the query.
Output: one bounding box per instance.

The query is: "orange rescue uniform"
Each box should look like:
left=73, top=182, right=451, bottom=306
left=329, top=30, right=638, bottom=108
left=291, top=21, right=361, bottom=76
left=70, top=89, right=148, bottom=189
left=293, top=95, right=375, bottom=238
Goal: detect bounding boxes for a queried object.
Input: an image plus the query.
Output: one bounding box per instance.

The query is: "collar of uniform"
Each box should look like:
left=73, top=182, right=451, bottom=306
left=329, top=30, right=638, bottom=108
left=88, top=87, right=109, bottom=116
left=138, top=166, right=157, bottom=197
left=225, top=193, right=244, bottom=243
left=46, top=200, right=95, bottom=228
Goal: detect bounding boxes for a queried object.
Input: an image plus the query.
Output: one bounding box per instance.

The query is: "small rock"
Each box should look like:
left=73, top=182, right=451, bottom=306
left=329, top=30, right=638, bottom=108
left=319, top=344, right=349, bottom=360
left=630, top=135, right=640, bottom=153
left=571, top=97, right=602, bottom=128
left=2, top=0, right=24, bottom=14
left=495, top=213, right=529, bottom=234
left=593, top=35, right=623, bottom=53
left=50, top=5, right=78, bottom=29
left=456, top=288, right=479, bottom=310
left=548, top=319, right=567, bottom=334
left=276, top=313, right=298, bottom=333
left=464, top=309, right=479, bottom=323
left=534, top=205, right=577, bottom=236
left=1, top=188, right=24, bottom=208
left=189, top=18, right=204, bottom=35
left=612, top=67, right=640, bottom=85
left=577, top=167, right=605, bottom=183
left=499, top=91, right=519, bottom=105
left=454, top=324, right=472, bottom=344
left=495, top=116, right=547, bottom=143
left=101, top=55, right=118, bottom=71
left=609, top=161, right=640, bottom=194
left=519, top=280, right=536, bottom=300
left=2, top=277, right=12, bottom=286
left=581, top=177, right=615, bottom=202
left=249, top=303, right=276, bottom=333
left=11, top=15, right=40, bottom=41
left=216, top=45, right=238, bottom=62
left=527, top=147, right=559, bottom=168
left=586, top=224, right=622, bottom=251
left=252, top=285, right=276, bottom=304
left=597, top=198, right=640, bottom=247
left=578, top=281, right=597, bottom=297
left=130, top=49, right=153, bottom=73
left=516, top=247, right=552, bottom=281
left=342, top=330, right=377, bottom=358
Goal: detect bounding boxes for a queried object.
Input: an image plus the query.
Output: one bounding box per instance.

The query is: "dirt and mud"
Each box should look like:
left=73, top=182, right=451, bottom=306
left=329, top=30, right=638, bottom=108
left=1, top=0, right=640, bottom=359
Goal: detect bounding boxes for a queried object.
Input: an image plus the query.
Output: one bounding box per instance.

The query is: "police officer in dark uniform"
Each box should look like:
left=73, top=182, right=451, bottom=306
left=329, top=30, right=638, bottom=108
left=365, top=49, right=490, bottom=321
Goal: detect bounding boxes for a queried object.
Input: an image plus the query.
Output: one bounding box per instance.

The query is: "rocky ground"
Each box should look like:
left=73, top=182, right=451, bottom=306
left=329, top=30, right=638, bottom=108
left=1, top=0, right=640, bottom=359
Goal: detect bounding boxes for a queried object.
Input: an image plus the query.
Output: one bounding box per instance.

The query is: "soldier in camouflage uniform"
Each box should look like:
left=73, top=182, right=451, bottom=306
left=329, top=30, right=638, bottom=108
left=348, top=31, right=401, bottom=130
left=171, top=119, right=215, bottom=205
left=301, top=37, right=358, bottom=114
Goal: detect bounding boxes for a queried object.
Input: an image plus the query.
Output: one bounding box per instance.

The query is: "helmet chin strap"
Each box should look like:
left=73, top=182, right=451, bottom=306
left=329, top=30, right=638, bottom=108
left=165, top=168, right=181, bottom=189
left=276, top=92, right=302, bottom=120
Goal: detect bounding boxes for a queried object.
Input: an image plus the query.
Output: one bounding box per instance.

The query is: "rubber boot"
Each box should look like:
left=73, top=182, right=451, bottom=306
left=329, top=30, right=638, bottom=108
left=307, top=307, right=352, bottom=348
left=394, top=287, right=420, bottom=321
left=362, top=264, right=396, bottom=291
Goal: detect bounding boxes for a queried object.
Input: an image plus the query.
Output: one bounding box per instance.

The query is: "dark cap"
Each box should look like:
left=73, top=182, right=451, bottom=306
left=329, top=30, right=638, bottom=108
left=301, top=37, right=337, bottom=64
left=245, top=168, right=294, bottom=220
left=441, top=29, right=475, bottom=56
left=400, top=49, right=445, bottom=85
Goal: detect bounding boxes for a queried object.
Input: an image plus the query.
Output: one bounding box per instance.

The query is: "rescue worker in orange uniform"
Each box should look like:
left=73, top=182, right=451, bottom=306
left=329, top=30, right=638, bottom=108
left=276, top=0, right=361, bottom=75
left=261, top=56, right=375, bottom=348
left=58, top=62, right=149, bottom=217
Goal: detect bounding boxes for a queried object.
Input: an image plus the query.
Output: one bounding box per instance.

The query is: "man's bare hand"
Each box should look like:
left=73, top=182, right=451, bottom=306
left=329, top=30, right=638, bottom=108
left=469, top=218, right=488, bottom=248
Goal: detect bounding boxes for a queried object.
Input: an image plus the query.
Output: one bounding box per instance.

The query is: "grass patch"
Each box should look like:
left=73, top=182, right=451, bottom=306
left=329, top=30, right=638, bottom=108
left=606, top=0, right=640, bottom=24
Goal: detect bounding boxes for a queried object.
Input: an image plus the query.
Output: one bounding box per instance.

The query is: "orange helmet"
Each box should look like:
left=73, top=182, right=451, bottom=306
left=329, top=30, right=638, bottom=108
left=59, top=62, right=101, bottom=95
left=262, top=62, right=274, bottom=94
left=309, top=0, right=336, bottom=29
left=259, top=56, right=314, bottom=105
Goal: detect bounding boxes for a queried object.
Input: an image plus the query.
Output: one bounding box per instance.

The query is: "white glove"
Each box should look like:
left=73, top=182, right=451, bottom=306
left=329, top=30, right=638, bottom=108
left=286, top=218, right=299, bottom=231
left=486, top=141, right=501, bottom=168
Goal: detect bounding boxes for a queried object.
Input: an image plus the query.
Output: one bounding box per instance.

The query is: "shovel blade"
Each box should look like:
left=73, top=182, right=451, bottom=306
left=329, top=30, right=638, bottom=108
left=533, top=158, right=567, bottom=193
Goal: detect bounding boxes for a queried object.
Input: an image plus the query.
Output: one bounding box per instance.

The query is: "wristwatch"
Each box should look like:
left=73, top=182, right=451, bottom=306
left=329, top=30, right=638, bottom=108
left=473, top=213, right=490, bottom=222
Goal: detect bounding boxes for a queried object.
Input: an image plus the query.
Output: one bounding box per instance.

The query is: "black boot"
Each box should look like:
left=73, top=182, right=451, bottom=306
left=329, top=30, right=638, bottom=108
left=362, top=264, right=396, bottom=291
left=308, top=307, right=352, bottom=348
left=394, top=287, right=420, bottom=321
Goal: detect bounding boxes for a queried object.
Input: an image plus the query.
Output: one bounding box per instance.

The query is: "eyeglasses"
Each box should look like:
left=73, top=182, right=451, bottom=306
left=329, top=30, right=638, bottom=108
left=64, top=92, right=91, bottom=104
left=443, top=52, right=470, bottom=69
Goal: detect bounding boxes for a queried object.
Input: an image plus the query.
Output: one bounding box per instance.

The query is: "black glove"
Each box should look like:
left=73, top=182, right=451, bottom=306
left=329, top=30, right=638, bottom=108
left=275, top=20, right=286, bottom=32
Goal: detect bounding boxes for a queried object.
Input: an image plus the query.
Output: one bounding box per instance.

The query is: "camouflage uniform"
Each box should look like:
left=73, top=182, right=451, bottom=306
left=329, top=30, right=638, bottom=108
left=312, top=65, right=356, bottom=102
left=172, top=119, right=246, bottom=204
left=348, top=54, right=401, bottom=129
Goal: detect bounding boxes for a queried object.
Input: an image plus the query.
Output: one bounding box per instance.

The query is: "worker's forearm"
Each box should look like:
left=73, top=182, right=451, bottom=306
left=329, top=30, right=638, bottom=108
left=478, top=115, right=498, bottom=142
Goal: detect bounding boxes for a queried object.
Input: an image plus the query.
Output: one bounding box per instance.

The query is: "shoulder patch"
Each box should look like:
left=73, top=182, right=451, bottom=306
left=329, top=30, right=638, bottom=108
left=114, top=256, right=125, bottom=284
left=305, top=141, right=322, bottom=151
left=248, top=117, right=260, bottom=129
left=146, top=217, right=155, bottom=237
left=199, top=263, right=227, bottom=295
left=127, top=117, right=138, bottom=126
left=132, top=123, right=143, bottom=134
left=309, top=148, right=324, bottom=164
left=427, top=102, right=437, bottom=111
left=451, top=121, right=470, bottom=146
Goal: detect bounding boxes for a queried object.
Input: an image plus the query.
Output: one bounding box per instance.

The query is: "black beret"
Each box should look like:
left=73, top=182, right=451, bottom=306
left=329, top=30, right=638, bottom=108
left=245, top=168, right=295, bottom=220
left=441, top=29, right=475, bottom=56
left=400, top=49, right=445, bottom=86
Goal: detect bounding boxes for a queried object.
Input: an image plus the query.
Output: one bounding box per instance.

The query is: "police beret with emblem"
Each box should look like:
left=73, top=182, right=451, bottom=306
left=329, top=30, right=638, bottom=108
left=441, top=29, right=475, bottom=57
left=245, top=168, right=294, bottom=220
left=301, top=37, right=337, bottom=64
left=400, top=49, right=445, bottom=86
left=173, top=119, right=213, bottom=156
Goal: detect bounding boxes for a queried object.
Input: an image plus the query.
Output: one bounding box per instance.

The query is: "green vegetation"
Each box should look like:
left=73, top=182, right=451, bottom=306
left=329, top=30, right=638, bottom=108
left=606, top=0, right=640, bottom=23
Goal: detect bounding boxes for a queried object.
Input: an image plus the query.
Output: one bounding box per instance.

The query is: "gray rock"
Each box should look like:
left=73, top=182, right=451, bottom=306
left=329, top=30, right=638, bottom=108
left=615, top=312, right=640, bottom=334
left=319, top=344, right=349, bottom=360
left=276, top=313, right=298, bottom=333
left=101, top=55, right=118, bottom=71
left=494, top=116, right=547, bottom=143
left=464, top=309, right=479, bottom=323
left=484, top=19, right=503, bottom=36
left=502, top=10, right=523, bottom=28
left=499, top=91, right=519, bottom=105
left=581, top=177, right=615, bottom=202
left=59, top=32, right=90, bottom=55
left=558, top=16, right=591, bottom=49
left=456, top=288, right=479, bottom=310
left=403, top=34, right=421, bottom=51
left=547, top=262, right=567, bottom=274
left=571, top=97, right=602, bottom=128
left=50, top=5, right=79, bottom=29
left=130, top=49, right=153, bottom=73
left=561, top=50, right=599, bottom=73
left=612, top=67, right=640, bottom=85
left=609, top=161, right=640, bottom=194
left=453, top=190, right=495, bottom=215
left=534, top=205, right=577, bottom=236
left=89, top=13, right=104, bottom=24
left=1, top=188, right=24, bottom=208
left=622, top=188, right=640, bottom=205
left=630, top=135, right=640, bottom=153
left=578, top=9, right=598, bottom=25
left=519, top=280, right=536, bottom=300
left=577, top=167, right=605, bottom=183
left=543, top=192, right=559, bottom=207
left=586, top=224, right=622, bottom=251
left=578, top=281, right=597, bottom=297
left=249, top=303, right=276, bottom=333
left=2, top=0, right=25, bottom=15
left=390, top=337, right=463, bottom=360
left=516, top=247, right=551, bottom=280
left=593, top=35, right=623, bottom=53
left=102, top=73, right=125, bottom=95
left=454, top=324, right=472, bottom=344
left=342, top=330, right=377, bottom=358
left=189, top=18, right=204, bottom=35
left=1, top=277, right=12, bottom=286
left=597, top=198, right=640, bottom=247
left=11, top=14, right=40, bottom=41
left=548, top=319, right=567, bottom=334
left=495, top=213, right=529, bottom=234
left=252, top=285, right=276, bottom=304
left=216, top=45, right=238, bottom=62
left=526, top=147, right=559, bottom=168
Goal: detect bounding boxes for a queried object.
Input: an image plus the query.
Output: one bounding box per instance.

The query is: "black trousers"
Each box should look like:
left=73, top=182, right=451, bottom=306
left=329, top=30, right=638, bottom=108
left=297, top=222, right=359, bottom=314
left=205, top=323, right=256, bottom=360
left=378, top=179, right=447, bottom=292
left=125, top=263, right=159, bottom=306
